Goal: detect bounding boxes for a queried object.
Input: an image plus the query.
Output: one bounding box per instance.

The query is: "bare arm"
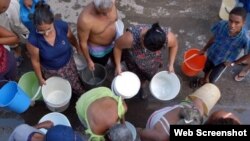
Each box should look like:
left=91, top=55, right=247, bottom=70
left=8, top=0, right=29, bottom=35
left=0, top=26, right=19, bottom=45
left=113, top=31, right=133, bottom=75
left=192, top=97, right=205, bottom=117
left=201, top=36, right=215, bottom=53
left=34, top=120, right=53, bottom=129
left=166, top=31, right=178, bottom=73
left=77, top=16, right=94, bottom=70
left=234, top=54, right=250, bottom=64
left=67, top=25, right=81, bottom=53
left=26, top=42, right=45, bottom=85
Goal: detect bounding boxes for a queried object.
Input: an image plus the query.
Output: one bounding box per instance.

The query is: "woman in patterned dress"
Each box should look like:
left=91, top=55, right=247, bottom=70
left=113, top=23, right=178, bottom=99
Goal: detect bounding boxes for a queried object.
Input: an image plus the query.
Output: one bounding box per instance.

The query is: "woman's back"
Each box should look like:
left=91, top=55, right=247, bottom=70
left=87, top=97, right=119, bottom=135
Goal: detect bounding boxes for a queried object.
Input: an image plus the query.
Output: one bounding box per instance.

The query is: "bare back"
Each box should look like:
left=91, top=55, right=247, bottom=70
left=78, top=2, right=117, bottom=46
left=87, top=97, right=119, bottom=135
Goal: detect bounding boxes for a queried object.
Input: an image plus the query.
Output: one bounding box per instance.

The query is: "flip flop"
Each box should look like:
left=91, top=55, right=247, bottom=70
left=234, top=70, right=250, bottom=81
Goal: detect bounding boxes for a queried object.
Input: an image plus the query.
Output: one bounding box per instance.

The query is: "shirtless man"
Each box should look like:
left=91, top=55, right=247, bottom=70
left=77, top=0, right=119, bottom=70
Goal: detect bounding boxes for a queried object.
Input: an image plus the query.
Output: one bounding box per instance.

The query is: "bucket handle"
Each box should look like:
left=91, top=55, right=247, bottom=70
left=30, top=86, right=41, bottom=106
left=31, top=86, right=41, bottom=101
left=184, top=54, right=200, bottom=63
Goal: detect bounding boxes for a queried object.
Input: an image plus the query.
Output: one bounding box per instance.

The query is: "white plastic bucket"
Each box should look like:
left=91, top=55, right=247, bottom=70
left=150, top=71, right=180, bottom=101
left=42, top=77, right=72, bottom=112
left=125, top=121, right=136, bottom=141
left=38, top=112, right=71, bottom=134
left=73, top=53, right=87, bottom=71
left=187, top=83, right=221, bottom=116
left=111, top=71, right=140, bottom=99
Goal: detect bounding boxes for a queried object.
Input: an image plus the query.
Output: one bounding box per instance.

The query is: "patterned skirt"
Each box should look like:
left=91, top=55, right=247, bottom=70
left=42, top=57, right=85, bottom=95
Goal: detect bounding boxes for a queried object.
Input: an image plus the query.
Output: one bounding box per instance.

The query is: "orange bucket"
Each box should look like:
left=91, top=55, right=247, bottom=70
left=181, top=48, right=207, bottom=77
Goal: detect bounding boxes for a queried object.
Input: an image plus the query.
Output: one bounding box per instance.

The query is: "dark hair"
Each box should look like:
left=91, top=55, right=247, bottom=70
left=176, top=104, right=203, bottom=125
left=143, top=23, right=167, bottom=52
left=104, top=124, right=133, bottom=141
left=204, top=117, right=240, bottom=125
left=229, top=7, right=247, bottom=21
left=32, top=1, right=54, bottom=26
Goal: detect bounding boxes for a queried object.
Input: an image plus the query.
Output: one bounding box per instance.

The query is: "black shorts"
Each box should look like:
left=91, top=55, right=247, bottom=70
left=203, top=59, right=227, bottom=83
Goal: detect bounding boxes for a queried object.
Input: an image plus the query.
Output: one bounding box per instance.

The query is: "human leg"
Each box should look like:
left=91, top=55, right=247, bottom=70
left=62, top=57, right=85, bottom=95
left=11, top=45, right=23, bottom=67
left=203, top=59, right=215, bottom=83
left=208, top=63, right=227, bottom=83
left=235, top=63, right=250, bottom=81
left=189, top=59, right=213, bottom=88
left=5, top=50, right=17, bottom=81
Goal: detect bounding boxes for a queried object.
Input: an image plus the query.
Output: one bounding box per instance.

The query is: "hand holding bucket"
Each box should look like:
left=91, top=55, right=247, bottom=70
left=111, top=71, right=141, bottom=99
left=150, top=71, right=180, bottom=101
left=42, top=76, right=72, bottom=112
left=38, top=112, right=71, bottom=134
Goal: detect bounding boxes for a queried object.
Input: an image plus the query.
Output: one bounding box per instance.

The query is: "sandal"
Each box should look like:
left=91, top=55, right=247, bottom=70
left=189, top=77, right=204, bottom=89
left=234, top=70, right=250, bottom=81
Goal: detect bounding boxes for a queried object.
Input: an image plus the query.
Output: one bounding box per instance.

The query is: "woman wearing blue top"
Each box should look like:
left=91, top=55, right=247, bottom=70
left=26, top=2, right=84, bottom=95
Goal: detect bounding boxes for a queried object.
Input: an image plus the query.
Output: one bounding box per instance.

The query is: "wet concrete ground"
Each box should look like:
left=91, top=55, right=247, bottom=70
left=1, top=0, right=250, bottom=140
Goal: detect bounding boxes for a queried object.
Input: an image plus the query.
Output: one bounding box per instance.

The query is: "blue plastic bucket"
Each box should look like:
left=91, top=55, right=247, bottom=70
left=0, top=81, right=30, bottom=113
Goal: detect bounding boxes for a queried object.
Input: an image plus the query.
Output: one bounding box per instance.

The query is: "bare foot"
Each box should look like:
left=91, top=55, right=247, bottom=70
left=234, top=69, right=250, bottom=81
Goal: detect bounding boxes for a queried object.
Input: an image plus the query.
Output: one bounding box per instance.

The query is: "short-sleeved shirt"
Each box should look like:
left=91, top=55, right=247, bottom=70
left=28, top=20, right=72, bottom=70
left=0, top=0, right=29, bottom=43
left=207, top=21, right=250, bottom=66
left=8, top=124, right=44, bottom=141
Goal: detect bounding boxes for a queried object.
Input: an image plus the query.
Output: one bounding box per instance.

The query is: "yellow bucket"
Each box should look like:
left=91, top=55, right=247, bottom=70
left=219, top=0, right=236, bottom=20
left=187, top=83, right=221, bottom=116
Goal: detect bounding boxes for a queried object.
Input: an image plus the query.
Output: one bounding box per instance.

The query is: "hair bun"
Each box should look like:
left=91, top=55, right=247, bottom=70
left=35, top=1, right=50, bottom=10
